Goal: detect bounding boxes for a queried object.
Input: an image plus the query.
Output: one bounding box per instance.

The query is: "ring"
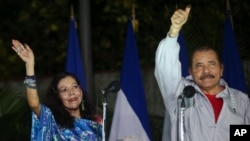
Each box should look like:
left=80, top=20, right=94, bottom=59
left=17, top=47, right=21, bottom=52
left=17, top=46, right=23, bottom=55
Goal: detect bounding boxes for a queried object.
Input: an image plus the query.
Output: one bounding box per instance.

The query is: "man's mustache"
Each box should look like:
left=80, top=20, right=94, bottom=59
left=200, top=74, right=215, bottom=80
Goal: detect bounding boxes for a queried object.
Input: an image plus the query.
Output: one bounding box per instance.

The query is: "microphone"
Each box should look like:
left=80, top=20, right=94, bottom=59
left=178, top=85, right=196, bottom=108
left=183, top=85, right=195, bottom=98
left=101, top=81, right=120, bottom=95
left=178, top=85, right=195, bottom=99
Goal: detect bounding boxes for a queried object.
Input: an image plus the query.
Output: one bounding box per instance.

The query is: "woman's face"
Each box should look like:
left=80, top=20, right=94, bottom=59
left=57, top=76, right=83, bottom=112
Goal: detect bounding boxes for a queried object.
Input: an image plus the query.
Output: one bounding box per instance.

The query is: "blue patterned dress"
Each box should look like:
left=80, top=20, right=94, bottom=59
left=30, top=104, right=102, bottom=141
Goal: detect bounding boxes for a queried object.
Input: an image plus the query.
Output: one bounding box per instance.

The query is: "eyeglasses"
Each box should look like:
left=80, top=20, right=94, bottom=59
left=58, top=84, right=80, bottom=94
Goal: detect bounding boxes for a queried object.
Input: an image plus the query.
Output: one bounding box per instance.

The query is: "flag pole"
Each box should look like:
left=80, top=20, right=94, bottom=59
left=226, top=0, right=234, bottom=29
left=131, top=4, right=139, bottom=32
left=70, top=5, right=77, bottom=28
left=71, top=5, right=74, bottom=18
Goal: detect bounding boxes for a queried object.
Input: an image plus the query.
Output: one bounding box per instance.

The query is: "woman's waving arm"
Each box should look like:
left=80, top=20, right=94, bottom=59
left=11, top=39, right=41, bottom=117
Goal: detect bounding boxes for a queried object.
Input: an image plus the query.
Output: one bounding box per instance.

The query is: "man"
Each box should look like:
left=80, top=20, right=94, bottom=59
left=155, top=5, right=250, bottom=141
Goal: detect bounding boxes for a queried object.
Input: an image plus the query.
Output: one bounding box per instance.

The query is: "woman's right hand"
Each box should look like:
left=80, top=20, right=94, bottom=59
left=11, top=39, right=35, bottom=66
left=12, top=39, right=40, bottom=115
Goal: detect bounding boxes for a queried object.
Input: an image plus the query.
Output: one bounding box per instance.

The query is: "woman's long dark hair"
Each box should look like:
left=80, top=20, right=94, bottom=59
left=43, top=72, right=97, bottom=128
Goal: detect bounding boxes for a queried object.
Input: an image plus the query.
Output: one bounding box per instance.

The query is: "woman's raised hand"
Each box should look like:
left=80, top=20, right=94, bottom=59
left=11, top=39, right=35, bottom=66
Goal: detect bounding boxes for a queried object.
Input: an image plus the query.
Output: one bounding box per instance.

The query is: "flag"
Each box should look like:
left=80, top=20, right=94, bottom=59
left=222, top=15, right=248, bottom=93
left=178, top=31, right=189, bottom=77
left=66, top=17, right=87, bottom=92
left=108, top=19, right=153, bottom=141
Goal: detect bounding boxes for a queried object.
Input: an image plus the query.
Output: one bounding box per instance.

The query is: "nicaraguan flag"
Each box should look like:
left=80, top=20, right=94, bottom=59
left=222, top=15, right=248, bottom=93
left=178, top=31, right=189, bottom=77
left=65, top=17, right=87, bottom=91
left=108, top=19, right=152, bottom=141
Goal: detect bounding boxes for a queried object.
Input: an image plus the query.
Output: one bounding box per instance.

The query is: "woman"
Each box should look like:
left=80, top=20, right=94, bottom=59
left=11, top=39, right=102, bottom=141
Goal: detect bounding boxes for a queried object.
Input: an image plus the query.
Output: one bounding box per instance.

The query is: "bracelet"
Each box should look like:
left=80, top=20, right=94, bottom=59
left=24, top=75, right=37, bottom=89
left=25, top=75, right=36, bottom=79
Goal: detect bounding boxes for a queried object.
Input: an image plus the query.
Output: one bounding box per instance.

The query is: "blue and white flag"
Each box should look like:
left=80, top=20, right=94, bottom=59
left=222, top=15, right=248, bottom=93
left=65, top=17, right=87, bottom=92
left=108, top=19, right=152, bottom=141
left=178, top=31, right=189, bottom=77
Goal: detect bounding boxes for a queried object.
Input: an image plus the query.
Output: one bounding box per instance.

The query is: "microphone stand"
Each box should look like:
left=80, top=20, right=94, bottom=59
left=101, top=90, right=108, bottom=141
left=177, top=85, right=195, bottom=141
left=177, top=96, right=185, bottom=141
left=100, top=81, right=120, bottom=141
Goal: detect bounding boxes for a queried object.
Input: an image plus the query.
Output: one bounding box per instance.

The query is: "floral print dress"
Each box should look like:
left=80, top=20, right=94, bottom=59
left=30, top=104, right=102, bottom=141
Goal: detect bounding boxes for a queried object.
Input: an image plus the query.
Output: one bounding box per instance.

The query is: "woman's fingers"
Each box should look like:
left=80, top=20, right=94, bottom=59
left=12, top=39, right=26, bottom=55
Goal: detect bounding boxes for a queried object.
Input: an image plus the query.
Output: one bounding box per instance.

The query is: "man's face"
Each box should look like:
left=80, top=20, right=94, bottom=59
left=189, top=49, right=223, bottom=92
